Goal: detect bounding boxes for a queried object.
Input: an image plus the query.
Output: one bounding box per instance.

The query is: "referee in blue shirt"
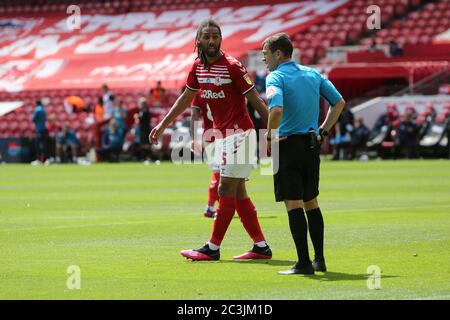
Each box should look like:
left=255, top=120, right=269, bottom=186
left=262, top=33, right=346, bottom=275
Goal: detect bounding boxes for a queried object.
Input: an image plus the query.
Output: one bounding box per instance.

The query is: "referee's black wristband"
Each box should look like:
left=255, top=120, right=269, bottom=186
left=319, top=128, right=328, bottom=139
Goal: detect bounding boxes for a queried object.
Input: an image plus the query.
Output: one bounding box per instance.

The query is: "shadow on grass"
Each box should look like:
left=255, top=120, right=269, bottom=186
left=229, top=259, right=296, bottom=266
left=183, top=259, right=295, bottom=267
left=219, top=260, right=399, bottom=281
left=305, top=272, right=398, bottom=282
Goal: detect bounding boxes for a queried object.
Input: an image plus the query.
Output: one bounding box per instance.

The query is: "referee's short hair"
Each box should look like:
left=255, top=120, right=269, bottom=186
left=263, top=33, right=293, bottom=58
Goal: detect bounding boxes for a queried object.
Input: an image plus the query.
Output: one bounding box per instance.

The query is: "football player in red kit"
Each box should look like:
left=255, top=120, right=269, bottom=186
left=150, top=18, right=271, bottom=261
left=190, top=90, right=221, bottom=218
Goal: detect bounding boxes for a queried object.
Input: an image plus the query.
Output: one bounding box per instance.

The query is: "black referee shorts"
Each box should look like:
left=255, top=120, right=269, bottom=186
left=274, top=134, right=320, bottom=202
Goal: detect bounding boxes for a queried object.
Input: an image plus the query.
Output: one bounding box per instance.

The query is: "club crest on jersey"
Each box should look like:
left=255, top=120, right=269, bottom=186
left=243, top=74, right=253, bottom=86
left=202, top=90, right=225, bottom=99
left=214, top=77, right=222, bottom=86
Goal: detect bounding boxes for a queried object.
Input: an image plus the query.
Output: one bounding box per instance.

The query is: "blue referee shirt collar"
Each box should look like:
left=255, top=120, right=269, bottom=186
left=277, top=60, right=295, bottom=70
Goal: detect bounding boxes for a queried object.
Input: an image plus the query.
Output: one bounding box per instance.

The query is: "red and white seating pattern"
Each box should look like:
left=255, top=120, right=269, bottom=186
left=290, top=0, right=419, bottom=65
left=359, top=0, right=450, bottom=47
left=0, top=88, right=183, bottom=141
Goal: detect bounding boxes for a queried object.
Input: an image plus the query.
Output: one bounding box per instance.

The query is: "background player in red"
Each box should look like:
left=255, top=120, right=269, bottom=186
left=150, top=18, right=271, bottom=261
left=190, top=90, right=221, bottom=218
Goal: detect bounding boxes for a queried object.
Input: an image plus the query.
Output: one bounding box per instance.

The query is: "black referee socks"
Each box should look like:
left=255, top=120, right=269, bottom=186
left=306, top=208, right=324, bottom=261
left=287, top=208, right=311, bottom=266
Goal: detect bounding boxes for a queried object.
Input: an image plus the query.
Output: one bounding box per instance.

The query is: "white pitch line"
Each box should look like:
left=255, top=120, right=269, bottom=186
left=0, top=220, right=154, bottom=232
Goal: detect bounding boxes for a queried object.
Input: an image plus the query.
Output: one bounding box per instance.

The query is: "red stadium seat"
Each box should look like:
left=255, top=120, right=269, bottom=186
left=390, top=28, right=400, bottom=37
left=421, top=11, right=432, bottom=20
left=428, top=19, right=439, bottom=28
left=391, top=20, right=403, bottom=28
left=0, top=121, right=8, bottom=133
left=419, top=35, right=431, bottom=44
left=400, top=28, right=410, bottom=36
left=423, top=27, right=435, bottom=36
left=309, top=25, right=319, bottom=33
left=378, top=29, right=389, bottom=38
left=424, top=3, right=436, bottom=11
left=360, top=37, right=372, bottom=46
left=335, top=16, right=346, bottom=24
left=340, top=8, right=350, bottom=16
left=435, top=114, right=447, bottom=124
left=440, top=18, right=450, bottom=28
left=416, top=115, right=427, bottom=125
left=410, top=0, right=422, bottom=8
left=319, top=25, right=330, bottom=33
left=395, top=4, right=407, bottom=16
left=354, top=0, right=365, bottom=8
left=8, top=122, right=20, bottom=136
left=16, top=112, right=28, bottom=123
left=347, top=30, right=360, bottom=42
left=315, top=45, right=327, bottom=57
left=406, top=35, right=419, bottom=45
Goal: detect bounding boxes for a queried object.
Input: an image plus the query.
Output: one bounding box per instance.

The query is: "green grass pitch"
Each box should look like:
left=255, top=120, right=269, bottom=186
left=0, top=160, right=449, bottom=300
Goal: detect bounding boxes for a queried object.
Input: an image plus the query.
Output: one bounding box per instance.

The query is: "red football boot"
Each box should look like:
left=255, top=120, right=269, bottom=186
left=233, top=245, right=272, bottom=260
left=180, top=243, right=220, bottom=261
left=203, top=206, right=216, bottom=218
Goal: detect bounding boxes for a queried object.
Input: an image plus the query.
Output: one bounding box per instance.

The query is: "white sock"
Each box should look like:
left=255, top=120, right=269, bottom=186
left=208, top=242, right=220, bottom=250
left=255, top=241, right=267, bottom=248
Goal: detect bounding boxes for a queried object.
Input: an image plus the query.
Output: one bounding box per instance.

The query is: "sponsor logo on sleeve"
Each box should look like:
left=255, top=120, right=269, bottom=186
left=243, top=74, right=253, bottom=86
left=266, top=86, right=277, bottom=99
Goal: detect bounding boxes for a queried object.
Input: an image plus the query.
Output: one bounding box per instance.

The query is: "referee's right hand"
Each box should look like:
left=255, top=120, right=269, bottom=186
left=317, top=134, right=323, bottom=145
left=317, top=128, right=328, bottom=146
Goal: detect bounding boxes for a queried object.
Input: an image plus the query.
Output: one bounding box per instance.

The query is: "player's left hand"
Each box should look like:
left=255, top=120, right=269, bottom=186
left=190, top=140, right=202, bottom=155
left=149, top=123, right=164, bottom=145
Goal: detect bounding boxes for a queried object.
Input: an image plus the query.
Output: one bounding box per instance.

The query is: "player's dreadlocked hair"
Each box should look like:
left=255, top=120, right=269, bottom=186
left=194, top=18, right=222, bottom=67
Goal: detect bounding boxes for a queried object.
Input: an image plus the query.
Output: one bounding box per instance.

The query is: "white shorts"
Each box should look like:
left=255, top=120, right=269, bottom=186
left=204, top=140, right=222, bottom=172
left=220, top=129, right=257, bottom=179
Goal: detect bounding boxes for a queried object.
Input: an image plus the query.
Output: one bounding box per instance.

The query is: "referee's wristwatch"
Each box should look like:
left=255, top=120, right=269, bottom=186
left=319, top=128, right=328, bottom=141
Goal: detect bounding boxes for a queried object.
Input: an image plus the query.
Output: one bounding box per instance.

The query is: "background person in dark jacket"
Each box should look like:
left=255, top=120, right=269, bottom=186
left=138, top=97, right=153, bottom=162
left=31, top=99, right=47, bottom=163
left=350, top=117, right=370, bottom=160
left=397, top=112, right=419, bottom=159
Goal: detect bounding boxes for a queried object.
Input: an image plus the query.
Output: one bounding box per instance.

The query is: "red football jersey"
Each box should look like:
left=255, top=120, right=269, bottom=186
left=191, top=91, right=214, bottom=142
left=186, top=52, right=255, bottom=137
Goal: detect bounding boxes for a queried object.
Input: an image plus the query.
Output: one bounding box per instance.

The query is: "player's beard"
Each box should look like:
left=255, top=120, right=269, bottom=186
left=200, top=43, right=221, bottom=58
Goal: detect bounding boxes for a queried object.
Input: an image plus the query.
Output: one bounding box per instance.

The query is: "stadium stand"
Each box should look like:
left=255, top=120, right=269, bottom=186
left=359, top=0, right=450, bottom=47
left=0, top=0, right=449, bottom=162
left=290, top=0, right=418, bottom=65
